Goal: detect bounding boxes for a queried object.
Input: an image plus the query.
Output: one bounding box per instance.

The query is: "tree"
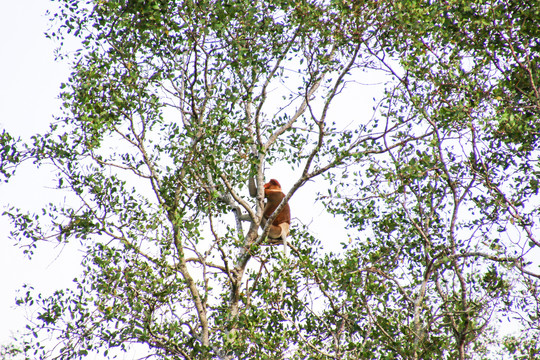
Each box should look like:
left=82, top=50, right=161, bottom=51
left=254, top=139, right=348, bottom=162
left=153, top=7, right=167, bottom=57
left=1, top=0, right=539, bottom=359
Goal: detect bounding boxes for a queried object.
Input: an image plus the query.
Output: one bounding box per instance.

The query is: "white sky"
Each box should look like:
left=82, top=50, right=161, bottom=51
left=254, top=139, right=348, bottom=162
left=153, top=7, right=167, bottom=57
left=0, top=1, right=80, bottom=346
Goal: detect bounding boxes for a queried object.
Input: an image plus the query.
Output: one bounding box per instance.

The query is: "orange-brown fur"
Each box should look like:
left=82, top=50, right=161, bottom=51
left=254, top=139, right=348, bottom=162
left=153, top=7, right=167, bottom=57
left=263, top=179, right=290, bottom=239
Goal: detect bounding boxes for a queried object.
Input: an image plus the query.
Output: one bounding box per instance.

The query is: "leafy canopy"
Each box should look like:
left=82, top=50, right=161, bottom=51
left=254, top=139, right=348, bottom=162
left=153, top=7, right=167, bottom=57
left=1, top=0, right=540, bottom=359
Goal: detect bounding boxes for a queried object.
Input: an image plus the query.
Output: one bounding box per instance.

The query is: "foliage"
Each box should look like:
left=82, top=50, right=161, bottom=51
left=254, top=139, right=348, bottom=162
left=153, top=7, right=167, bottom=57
left=2, top=0, right=540, bottom=359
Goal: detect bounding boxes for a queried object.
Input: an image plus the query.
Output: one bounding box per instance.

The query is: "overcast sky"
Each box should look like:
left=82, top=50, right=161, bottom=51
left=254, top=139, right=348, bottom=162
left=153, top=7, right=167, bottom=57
left=0, top=1, right=80, bottom=347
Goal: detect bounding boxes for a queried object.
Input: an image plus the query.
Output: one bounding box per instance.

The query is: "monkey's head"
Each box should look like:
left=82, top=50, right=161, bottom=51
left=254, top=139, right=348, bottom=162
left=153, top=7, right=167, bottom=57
left=264, top=179, right=282, bottom=191
left=264, top=179, right=281, bottom=196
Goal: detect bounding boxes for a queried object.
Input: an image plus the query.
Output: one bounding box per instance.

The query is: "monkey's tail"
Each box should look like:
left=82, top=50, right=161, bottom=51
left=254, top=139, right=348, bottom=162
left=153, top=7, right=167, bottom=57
left=279, top=234, right=289, bottom=303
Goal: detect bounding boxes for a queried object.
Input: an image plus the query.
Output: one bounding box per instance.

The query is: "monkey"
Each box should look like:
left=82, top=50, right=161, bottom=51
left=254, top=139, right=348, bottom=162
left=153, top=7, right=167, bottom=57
left=247, top=177, right=291, bottom=257
left=261, top=179, right=291, bottom=242
left=248, top=178, right=291, bottom=299
left=263, top=179, right=291, bottom=300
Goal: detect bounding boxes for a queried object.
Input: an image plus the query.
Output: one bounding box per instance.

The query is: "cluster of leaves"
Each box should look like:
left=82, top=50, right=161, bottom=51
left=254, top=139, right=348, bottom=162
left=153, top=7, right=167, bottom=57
left=2, top=0, right=540, bottom=359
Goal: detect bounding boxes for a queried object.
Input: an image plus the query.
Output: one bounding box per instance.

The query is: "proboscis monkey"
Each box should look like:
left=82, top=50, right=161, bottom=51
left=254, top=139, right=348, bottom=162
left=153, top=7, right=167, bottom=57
left=249, top=178, right=291, bottom=255
left=262, top=179, right=291, bottom=242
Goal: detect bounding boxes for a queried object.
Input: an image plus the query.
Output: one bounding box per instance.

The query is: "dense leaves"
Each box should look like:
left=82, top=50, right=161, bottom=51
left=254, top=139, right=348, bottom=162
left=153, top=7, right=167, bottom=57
left=2, top=0, right=540, bottom=359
